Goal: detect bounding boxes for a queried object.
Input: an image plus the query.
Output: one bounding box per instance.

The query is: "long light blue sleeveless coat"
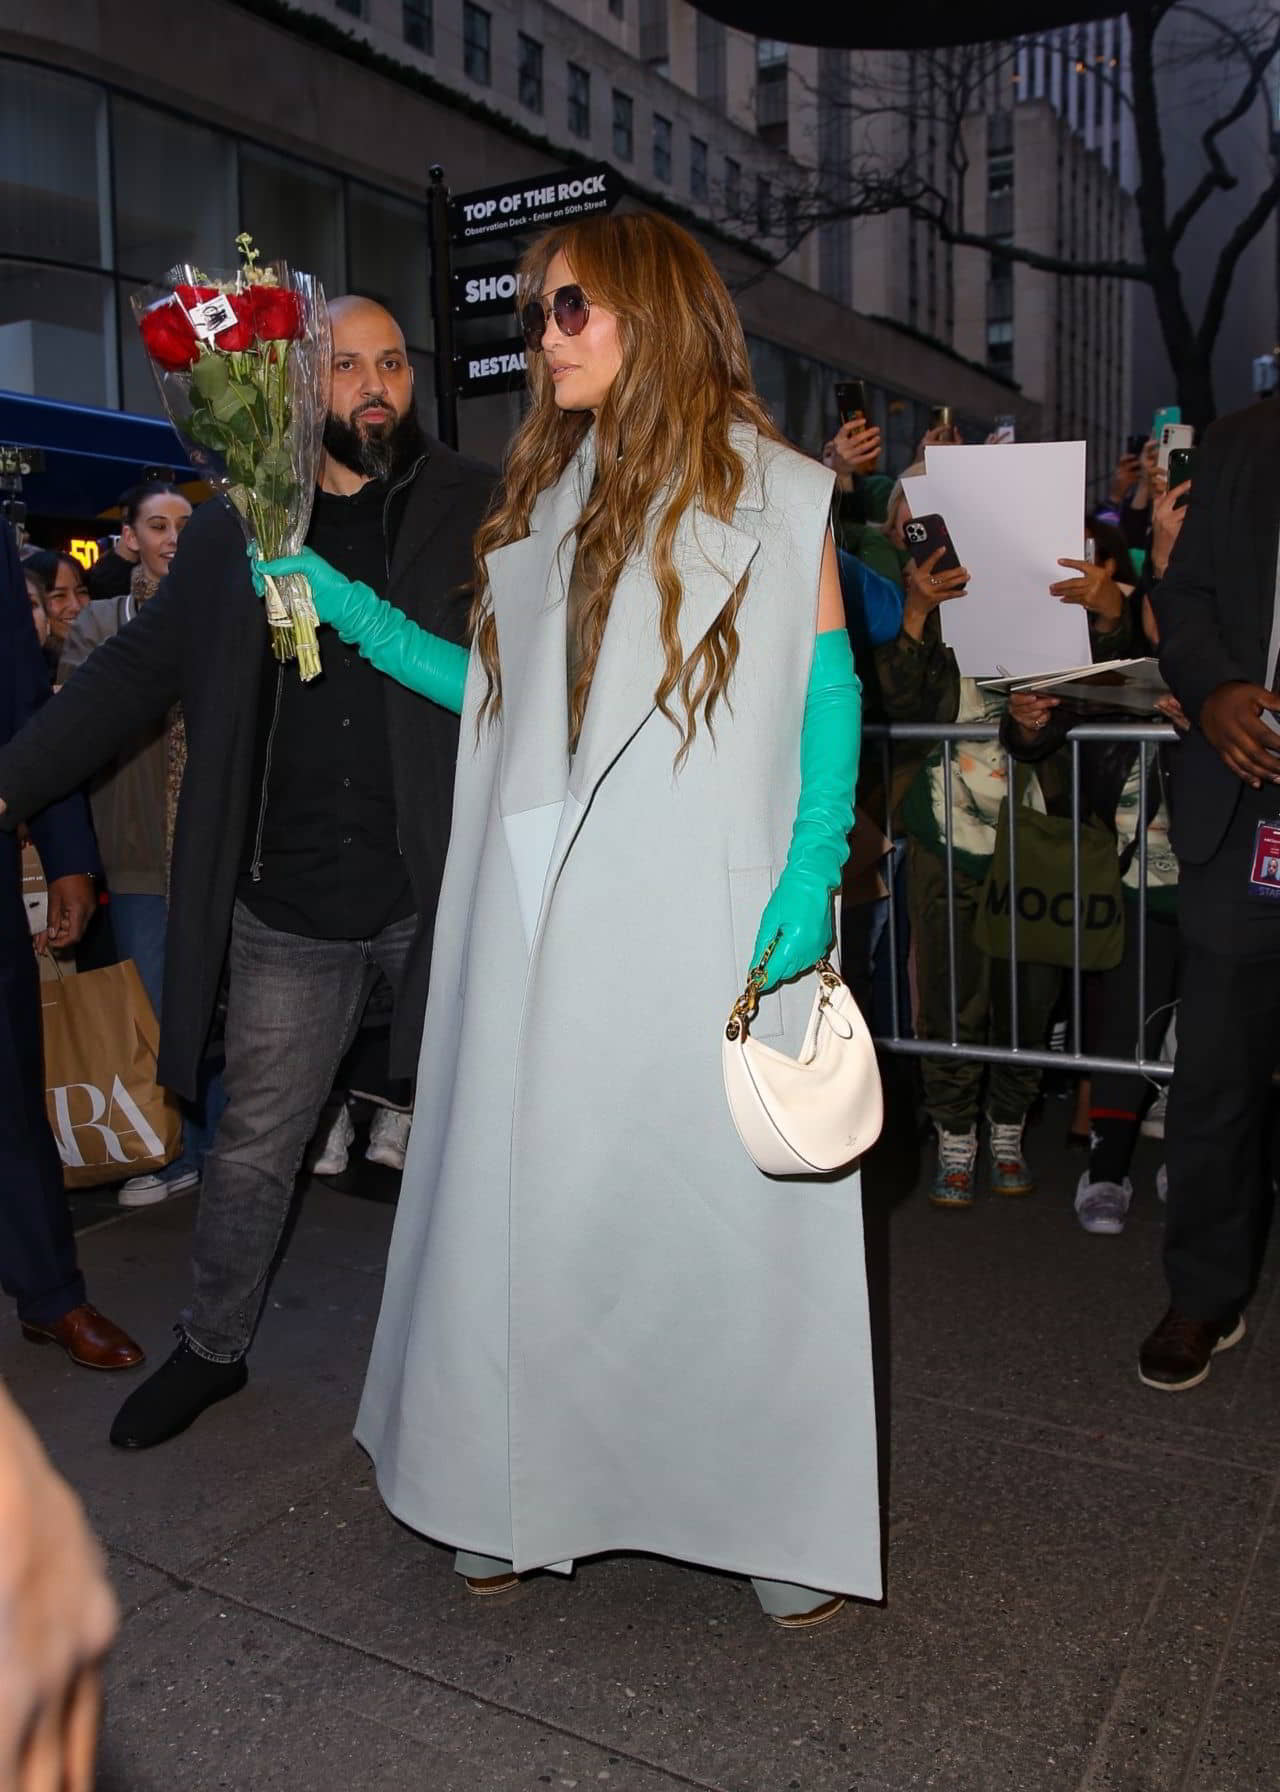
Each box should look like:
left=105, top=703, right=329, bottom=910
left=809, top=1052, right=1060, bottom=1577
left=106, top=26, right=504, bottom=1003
left=355, top=421, right=882, bottom=1600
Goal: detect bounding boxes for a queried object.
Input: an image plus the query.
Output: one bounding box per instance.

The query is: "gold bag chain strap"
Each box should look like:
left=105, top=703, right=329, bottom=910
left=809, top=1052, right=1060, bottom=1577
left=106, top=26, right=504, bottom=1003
left=725, top=933, right=839, bottom=1042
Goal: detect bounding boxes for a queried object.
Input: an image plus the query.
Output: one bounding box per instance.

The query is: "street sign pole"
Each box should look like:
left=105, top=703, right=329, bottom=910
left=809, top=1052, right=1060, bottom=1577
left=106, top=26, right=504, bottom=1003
left=427, top=164, right=459, bottom=450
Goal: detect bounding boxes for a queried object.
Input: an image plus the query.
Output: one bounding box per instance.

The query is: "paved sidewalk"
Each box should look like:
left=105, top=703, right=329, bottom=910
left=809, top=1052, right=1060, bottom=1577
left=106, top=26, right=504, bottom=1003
left=6, top=1072, right=1279, bottom=1791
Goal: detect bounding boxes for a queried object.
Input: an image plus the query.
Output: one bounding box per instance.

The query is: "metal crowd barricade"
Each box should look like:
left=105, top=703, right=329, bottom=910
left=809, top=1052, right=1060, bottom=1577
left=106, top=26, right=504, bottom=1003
left=864, top=718, right=1179, bottom=1080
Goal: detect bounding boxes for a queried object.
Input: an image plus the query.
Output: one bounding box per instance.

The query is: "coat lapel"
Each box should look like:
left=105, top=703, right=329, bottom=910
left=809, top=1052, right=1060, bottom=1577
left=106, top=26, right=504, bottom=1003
left=1251, top=415, right=1280, bottom=664
left=485, top=435, right=593, bottom=943
left=487, top=422, right=765, bottom=948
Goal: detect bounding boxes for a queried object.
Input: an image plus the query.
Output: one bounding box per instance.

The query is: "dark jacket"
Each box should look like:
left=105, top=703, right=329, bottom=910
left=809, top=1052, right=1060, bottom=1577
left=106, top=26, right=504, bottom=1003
left=1153, top=397, right=1280, bottom=864
left=0, top=440, right=494, bottom=1096
left=2, top=522, right=101, bottom=921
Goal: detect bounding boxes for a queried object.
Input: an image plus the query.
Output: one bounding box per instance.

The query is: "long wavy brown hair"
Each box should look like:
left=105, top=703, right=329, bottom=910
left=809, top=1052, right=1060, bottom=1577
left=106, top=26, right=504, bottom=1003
left=470, top=210, right=783, bottom=757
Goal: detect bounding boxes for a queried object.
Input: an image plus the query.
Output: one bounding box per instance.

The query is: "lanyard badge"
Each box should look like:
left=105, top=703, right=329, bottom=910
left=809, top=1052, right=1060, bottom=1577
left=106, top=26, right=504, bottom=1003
left=1249, top=819, right=1280, bottom=897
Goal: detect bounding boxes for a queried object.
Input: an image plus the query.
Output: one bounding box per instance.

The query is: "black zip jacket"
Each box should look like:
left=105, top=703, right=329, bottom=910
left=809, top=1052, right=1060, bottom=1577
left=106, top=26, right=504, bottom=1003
left=0, top=438, right=494, bottom=1099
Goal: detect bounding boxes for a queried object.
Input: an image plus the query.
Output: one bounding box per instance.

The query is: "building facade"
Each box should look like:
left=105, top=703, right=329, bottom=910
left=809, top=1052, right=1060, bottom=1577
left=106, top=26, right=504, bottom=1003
left=0, top=0, right=1037, bottom=513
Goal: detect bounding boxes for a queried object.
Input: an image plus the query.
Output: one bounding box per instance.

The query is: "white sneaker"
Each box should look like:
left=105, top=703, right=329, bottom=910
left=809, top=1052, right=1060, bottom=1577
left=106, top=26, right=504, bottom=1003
left=311, top=1104, right=354, bottom=1176
left=118, top=1166, right=201, bottom=1208
left=1141, top=1088, right=1168, bottom=1139
left=366, top=1106, right=412, bottom=1171
left=1074, top=1172, right=1133, bottom=1235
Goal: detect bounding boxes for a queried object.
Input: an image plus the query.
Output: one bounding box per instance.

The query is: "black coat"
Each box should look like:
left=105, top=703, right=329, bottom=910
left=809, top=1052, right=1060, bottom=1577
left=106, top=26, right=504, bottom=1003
left=0, top=440, right=494, bottom=1097
left=2, top=522, right=100, bottom=923
left=1153, top=397, right=1280, bottom=865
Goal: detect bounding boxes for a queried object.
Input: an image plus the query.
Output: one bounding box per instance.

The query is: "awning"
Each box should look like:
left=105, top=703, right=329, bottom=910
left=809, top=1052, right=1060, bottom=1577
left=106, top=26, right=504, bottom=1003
left=0, top=391, right=201, bottom=521
left=692, top=0, right=1118, bottom=49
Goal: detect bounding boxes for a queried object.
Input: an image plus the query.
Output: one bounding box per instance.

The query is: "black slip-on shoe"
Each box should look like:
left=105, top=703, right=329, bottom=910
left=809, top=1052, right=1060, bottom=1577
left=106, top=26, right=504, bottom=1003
left=109, top=1337, right=248, bottom=1449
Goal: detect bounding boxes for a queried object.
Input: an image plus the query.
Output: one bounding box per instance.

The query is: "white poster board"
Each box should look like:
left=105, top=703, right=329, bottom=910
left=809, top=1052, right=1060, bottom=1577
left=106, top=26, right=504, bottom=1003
left=906, top=442, right=1090, bottom=677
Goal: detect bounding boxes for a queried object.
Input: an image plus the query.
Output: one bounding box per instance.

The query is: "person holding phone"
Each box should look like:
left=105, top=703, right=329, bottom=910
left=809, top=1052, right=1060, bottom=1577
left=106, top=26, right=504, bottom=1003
left=877, top=527, right=1058, bottom=1207
left=1145, top=393, right=1280, bottom=1391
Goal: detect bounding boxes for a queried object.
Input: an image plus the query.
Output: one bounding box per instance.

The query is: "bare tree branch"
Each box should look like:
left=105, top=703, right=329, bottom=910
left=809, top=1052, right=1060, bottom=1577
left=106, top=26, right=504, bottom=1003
left=1196, top=168, right=1280, bottom=359
left=1166, top=10, right=1280, bottom=248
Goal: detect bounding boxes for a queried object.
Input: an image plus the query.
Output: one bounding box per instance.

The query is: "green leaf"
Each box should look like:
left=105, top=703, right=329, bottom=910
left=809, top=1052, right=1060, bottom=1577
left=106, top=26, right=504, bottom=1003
left=190, top=353, right=230, bottom=399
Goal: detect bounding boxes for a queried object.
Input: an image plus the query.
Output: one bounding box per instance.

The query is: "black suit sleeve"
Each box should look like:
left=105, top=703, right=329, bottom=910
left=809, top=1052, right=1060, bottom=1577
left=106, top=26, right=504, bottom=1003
left=1153, top=418, right=1247, bottom=726
left=0, top=508, right=220, bottom=830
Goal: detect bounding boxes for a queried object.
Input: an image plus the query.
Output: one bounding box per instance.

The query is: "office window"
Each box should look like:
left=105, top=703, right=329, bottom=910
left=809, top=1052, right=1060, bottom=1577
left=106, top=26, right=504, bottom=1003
left=239, top=146, right=345, bottom=296
left=696, top=12, right=726, bottom=110
left=652, top=113, right=672, bottom=183
left=112, top=99, right=237, bottom=278
left=518, top=34, right=544, bottom=111
left=690, top=135, right=708, bottom=201
left=567, top=64, right=591, bottom=139
left=612, top=90, right=634, bottom=161
left=756, top=176, right=773, bottom=237
left=463, top=3, right=491, bottom=84
left=0, top=62, right=107, bottom=266
left=724, top=156, right=741, bottom=217
left=756, top=38, right=788, bottom=148
left=402, top=0, right=432, bottom=52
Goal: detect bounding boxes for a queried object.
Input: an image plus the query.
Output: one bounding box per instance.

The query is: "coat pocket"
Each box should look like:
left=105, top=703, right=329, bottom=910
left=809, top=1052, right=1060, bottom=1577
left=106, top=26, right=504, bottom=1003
left=727, top=865, right=784, bottom=1040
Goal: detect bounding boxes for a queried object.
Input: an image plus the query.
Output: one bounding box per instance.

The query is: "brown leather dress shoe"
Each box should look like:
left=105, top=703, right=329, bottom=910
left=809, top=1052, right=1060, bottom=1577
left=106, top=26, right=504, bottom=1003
left=21, top=1304, right=145, bottom=1371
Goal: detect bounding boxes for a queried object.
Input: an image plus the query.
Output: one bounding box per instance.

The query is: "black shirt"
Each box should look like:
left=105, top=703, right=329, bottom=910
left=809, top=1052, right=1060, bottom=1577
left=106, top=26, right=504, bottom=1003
left=237, top=477, right=414, bottom=939
left=86, top=547, right=137, bottom=602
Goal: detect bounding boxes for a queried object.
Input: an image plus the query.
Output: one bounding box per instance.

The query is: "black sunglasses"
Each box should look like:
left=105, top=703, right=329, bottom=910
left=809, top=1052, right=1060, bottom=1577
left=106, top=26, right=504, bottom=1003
left=521, top=284, right=591, bottom=351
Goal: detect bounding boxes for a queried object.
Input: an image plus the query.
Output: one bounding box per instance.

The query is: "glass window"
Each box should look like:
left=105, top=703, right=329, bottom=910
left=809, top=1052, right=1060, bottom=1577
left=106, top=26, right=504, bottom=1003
left=348, top=184, right=431, bottom=349
left=612, top=90, right=634, bottom=162
left=756, top=176, right=772, bottom=237
left=690, top=136, right=708, bottom=202
left=112, top=99, right=237, bottom=282
left=0, top=261, right=114, bottom=409
left=567, top=65, right=591, bottom=140
left=403, top=0, right=433, bottom=53
left=239, top=147, right=345, bottom=297
left=119, top=278, right=167, bottom=418
left=518, top=35, right=544, bottom=111
left=0, top=62, right=108, bottom=267
left=463, top=4, right=492, bottom=85
left=652, top=114, right=672, bottom=183
left=724, top=157, right=741, bottom=217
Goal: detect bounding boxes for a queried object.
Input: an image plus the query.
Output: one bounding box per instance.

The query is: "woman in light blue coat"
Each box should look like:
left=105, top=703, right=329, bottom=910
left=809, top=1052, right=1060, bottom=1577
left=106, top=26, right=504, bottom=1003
left=261, top=212, right=879, bottom=1628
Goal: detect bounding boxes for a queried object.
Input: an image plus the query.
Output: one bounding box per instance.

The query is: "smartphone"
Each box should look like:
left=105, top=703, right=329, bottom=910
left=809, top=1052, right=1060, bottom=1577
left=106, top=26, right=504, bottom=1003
left=1125, top=432, right=1147, bottom=458
left=1157, top=421, right=1194, bottom=472
left=1083, top=537, right=1097, bottom=564
left=835, top=379, right=868, bottom=424
left=992, top=414, right=1016, bottom=443
left=1152, top=404, right=1181, bottom=439
left=1166, top=446, right=1197, bottom=488
left=903, top=513, right=963, bottom=575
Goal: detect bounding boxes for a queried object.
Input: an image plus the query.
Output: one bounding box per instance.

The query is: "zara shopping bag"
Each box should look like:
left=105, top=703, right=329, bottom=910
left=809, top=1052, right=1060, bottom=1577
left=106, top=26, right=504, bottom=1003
left=40, top=959, right=182, bottom=1188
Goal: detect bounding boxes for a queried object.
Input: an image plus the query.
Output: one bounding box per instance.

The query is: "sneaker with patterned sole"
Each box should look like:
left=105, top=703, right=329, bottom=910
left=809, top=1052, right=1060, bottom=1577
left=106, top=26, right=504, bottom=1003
left=366, top=1106, right=412, bottom=1171
left=930, top=1126, right=978, bottom=1208
left=1074, top=1172, right=1133, bottom=1234
left=988, top=1118, right=1034, bottom=1197
left=118, top=1167, right=201, bottom=1208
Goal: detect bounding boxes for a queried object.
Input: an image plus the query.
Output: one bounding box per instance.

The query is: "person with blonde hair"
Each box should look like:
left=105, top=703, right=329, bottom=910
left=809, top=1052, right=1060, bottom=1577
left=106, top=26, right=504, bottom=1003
left=259, top=211, right=879, bottom=1627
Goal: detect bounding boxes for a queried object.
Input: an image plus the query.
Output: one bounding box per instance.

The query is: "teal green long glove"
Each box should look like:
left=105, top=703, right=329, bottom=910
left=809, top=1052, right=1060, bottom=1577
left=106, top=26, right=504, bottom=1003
left=750, top=628, right=861, bottom=993
left=254, top=546, right=469, bottom=717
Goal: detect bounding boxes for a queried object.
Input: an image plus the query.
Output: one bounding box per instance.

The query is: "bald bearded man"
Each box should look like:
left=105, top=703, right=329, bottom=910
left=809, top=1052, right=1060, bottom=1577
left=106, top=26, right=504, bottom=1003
left=0, top=299, right=494, bottom=1447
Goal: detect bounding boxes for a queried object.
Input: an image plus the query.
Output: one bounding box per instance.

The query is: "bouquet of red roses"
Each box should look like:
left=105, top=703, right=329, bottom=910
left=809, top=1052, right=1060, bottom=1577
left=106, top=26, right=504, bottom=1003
left=133, top=234, right=332, bottom=679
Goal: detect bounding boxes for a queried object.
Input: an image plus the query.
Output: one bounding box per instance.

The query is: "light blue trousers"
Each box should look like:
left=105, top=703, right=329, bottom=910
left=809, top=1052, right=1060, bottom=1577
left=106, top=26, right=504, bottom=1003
left=453, top=1550, right=833, bottom=1617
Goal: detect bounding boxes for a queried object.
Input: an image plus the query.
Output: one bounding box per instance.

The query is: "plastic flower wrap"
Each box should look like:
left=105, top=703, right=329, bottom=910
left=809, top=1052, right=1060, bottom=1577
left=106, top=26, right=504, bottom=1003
left=132, top=235, right=332, bottom=679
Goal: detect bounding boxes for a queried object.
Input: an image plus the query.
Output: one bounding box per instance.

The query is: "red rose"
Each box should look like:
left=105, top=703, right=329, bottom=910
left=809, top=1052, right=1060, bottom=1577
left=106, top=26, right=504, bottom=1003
left=248, top=286, right=304, bottom=341
left=138, top=298, right=200, bottom=371
left=174, top=283, right=218, bottom=309
left=213, top=292, right=256, bottom=352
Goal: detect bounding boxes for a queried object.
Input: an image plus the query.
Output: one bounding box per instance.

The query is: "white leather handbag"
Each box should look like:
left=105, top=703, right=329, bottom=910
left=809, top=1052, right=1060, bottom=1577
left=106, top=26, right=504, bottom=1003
left=722, top=951, right=883, bottom=1177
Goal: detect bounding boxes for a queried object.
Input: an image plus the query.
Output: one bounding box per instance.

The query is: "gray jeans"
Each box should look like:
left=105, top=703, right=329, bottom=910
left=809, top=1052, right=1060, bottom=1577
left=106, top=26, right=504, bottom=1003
left=182, top=900, right=417, bottom=1362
